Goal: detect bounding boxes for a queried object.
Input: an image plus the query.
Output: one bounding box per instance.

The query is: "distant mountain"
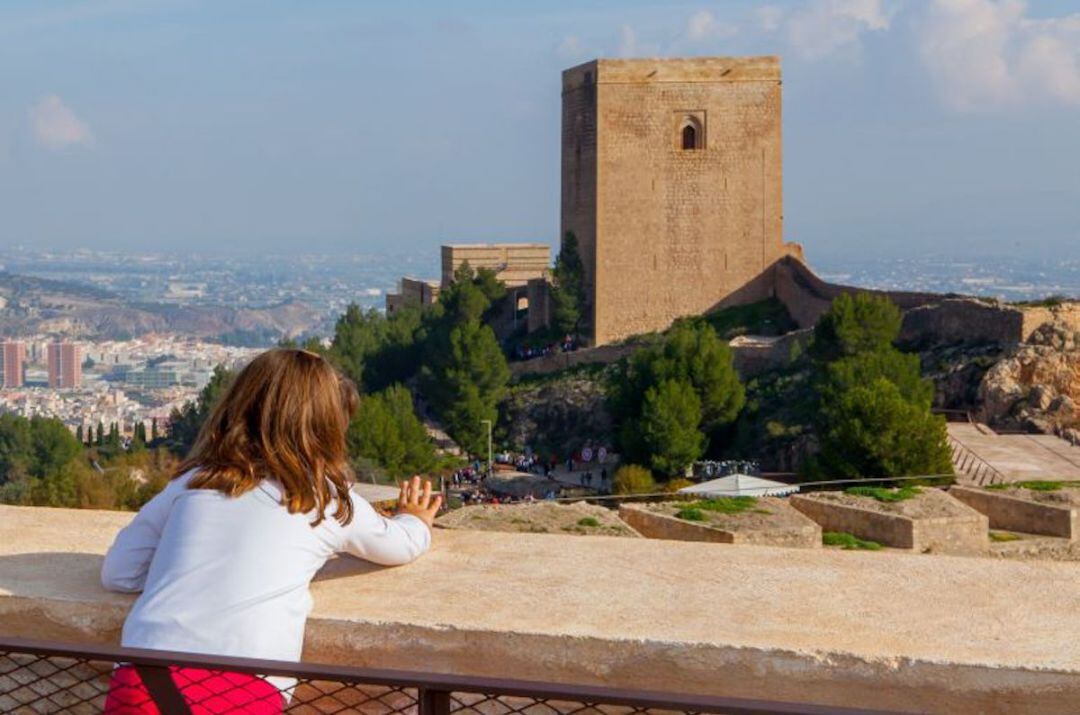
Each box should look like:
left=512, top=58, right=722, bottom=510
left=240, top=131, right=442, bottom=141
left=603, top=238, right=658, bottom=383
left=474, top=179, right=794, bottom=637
left=0, top=272, right=322, bottom=342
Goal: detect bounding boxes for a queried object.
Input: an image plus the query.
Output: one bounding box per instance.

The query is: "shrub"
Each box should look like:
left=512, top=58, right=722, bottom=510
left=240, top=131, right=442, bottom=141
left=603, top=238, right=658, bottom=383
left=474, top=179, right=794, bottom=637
left=664, top=478, right=694, bottom=493
left=675, top=507, right=705, bottom=521
left=577, top=517, right=600, bottom=527
left=612, top=465, right=656, bottom=495
left=990, top=531, right=1023, bottom=543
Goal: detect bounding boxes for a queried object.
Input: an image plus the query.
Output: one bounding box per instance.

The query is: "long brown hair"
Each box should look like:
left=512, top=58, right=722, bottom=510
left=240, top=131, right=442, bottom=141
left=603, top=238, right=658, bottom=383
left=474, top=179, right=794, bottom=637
left=175, top=348, right=359, bottom=526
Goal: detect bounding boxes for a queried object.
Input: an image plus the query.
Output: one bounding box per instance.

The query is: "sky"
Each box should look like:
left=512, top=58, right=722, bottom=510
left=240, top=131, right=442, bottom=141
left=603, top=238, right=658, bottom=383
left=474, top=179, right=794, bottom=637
left=0, top=0, right=1078, bottom=261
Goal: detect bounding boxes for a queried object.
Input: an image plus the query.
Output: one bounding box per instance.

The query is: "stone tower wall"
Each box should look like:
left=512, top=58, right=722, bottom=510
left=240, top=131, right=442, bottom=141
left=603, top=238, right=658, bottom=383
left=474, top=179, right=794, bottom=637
left=561, top=57, right=801, bottom=346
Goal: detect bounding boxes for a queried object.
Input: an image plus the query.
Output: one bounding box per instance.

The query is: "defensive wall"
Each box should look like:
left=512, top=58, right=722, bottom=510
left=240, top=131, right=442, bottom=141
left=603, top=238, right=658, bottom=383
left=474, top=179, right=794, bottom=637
left=2, top=505, right=1080, bottom=713
left=440, top=244, right=550, bottom=288
left=514, top=257, right=1078, bottom=382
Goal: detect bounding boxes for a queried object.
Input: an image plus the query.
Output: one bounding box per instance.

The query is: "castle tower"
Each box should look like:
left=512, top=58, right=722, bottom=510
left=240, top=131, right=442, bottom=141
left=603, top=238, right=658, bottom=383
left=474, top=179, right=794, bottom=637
left=561, top=57, right=802, bottom=346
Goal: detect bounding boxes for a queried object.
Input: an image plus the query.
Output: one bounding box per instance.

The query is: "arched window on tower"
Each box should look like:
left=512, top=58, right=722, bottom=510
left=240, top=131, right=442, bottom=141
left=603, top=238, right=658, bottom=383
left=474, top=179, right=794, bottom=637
left=682, top=124, right=697, bottom=150
left=679, top=115, right=704, bottom=150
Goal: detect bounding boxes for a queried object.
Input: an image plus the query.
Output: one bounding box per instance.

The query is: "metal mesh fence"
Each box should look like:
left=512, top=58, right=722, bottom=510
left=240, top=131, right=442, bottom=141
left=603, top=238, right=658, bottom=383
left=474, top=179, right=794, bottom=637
left=0, top=638, right=897, bottom=715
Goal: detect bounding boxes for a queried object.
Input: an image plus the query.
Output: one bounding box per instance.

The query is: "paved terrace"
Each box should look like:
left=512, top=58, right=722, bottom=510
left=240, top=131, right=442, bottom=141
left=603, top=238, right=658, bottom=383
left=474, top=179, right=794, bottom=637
left=1, top=505, right=1079, bottom=713
left=948, top=423, right=1080, bottom=482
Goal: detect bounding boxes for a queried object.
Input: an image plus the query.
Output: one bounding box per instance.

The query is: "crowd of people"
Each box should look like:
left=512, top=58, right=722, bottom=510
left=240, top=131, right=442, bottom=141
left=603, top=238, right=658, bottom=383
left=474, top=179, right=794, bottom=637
left=512, top=334, right=578, bottom=362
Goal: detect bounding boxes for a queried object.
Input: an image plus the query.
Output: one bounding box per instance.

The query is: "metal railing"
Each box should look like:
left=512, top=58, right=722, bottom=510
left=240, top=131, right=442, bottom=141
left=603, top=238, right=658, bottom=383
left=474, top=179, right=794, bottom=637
left=0, top=637, right=903, bottom=715
left=946, top=435, right=1006, bottom=487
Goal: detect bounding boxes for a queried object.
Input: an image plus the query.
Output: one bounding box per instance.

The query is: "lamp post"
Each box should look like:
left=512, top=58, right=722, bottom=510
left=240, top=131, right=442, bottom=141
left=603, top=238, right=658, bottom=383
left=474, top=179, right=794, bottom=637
left=480, top=419, right=493, bottom=478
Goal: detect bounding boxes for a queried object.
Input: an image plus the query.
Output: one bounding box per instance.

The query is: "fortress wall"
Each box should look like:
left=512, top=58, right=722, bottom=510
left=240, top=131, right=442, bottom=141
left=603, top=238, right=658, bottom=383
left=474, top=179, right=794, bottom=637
left=772, top=257, right=942, bottom=330
left=440, top=244, right=550, bottom=288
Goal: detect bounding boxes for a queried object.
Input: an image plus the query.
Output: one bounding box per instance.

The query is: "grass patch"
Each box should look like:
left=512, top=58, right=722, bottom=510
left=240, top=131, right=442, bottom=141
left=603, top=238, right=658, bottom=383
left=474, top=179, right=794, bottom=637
left=845, top=485, right=921, bottom=502
left=990, top=531, right=1024, bottom=543
left=693, top=496, right=759, bottom=513
left=577, top=517, right=600, bottom=527
left=675, top=497, right=762, bottom=521
left=675, top=507, right=706, bottom=521
left=823, top=532, right=883, bottom=551
left=987, top=480, right=1064, bottom=492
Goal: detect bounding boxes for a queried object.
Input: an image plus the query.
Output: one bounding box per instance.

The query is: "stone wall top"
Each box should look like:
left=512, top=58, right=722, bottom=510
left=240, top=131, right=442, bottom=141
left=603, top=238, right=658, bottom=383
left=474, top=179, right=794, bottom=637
left=562, top=57, right=780, bottom=91
left=2, top=504, right=1080, bottom=713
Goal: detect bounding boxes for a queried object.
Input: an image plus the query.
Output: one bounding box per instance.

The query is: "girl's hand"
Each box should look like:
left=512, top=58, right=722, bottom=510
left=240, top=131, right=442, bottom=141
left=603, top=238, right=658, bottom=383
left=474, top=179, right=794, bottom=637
left=396, top=475, right=443, bottom=529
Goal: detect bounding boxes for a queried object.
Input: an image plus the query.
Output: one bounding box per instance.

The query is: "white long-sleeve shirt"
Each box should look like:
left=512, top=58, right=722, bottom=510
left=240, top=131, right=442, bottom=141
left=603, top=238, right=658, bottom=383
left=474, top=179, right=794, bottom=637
left=101, top=470, right=430, bottom=662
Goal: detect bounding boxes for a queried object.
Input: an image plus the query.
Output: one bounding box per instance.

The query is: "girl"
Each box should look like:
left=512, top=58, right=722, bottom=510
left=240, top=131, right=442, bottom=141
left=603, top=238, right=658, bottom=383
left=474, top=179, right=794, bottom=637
left=101, top=348, right=441, bottom=713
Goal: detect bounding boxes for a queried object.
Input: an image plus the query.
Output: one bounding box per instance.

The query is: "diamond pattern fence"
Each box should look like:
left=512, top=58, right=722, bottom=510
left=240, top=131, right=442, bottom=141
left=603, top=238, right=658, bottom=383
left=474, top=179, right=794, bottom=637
left=0, top=637, right=898, bottom=715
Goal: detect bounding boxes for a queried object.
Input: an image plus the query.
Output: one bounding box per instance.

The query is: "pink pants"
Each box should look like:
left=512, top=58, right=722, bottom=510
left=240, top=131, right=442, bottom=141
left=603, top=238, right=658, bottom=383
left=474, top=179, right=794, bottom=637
left=104, top=664, right=284, bottom=714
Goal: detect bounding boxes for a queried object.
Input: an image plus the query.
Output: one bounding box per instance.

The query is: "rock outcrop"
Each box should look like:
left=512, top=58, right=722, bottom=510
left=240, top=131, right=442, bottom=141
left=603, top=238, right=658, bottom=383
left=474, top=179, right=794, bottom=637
left=978, top=322, right=1080, bottom=442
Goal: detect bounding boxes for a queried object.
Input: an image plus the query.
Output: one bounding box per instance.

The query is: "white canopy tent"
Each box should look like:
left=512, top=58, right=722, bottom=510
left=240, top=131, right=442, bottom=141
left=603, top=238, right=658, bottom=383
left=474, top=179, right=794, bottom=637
left=677, top=474, right=799, bottom=498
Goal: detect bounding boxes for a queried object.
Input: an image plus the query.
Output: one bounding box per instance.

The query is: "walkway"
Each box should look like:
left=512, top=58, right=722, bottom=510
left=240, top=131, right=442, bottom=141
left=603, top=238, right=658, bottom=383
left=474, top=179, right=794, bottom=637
left=947, top=423, right=1080, bottom=483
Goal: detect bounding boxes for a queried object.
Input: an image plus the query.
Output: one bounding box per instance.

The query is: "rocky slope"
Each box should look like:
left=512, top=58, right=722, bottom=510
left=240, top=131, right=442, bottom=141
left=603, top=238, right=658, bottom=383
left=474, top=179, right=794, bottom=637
left=498, top=367, right=614, bottom=458
left=978, top=322, right=1080, bottom=442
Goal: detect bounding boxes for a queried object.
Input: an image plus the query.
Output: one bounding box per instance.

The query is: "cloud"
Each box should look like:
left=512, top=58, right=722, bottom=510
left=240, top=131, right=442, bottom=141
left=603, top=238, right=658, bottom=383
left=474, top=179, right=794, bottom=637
left=784, top=0, right=892, bottom=60
left=556, top=35, right=588, bottom=61
left=28, top=95, right=93, bottom=150
left=617, top=24, right=640, bottom=57
left=917, top=0, right=1080, bottom=111
left=756, top=6, right=785, bottom=32
left=686, top=10, right=737, bottom=43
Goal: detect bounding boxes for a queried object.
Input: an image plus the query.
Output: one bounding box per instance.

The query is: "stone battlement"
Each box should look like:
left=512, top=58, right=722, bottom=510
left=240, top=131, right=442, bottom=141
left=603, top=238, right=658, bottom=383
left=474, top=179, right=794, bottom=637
left=2, top=504, right=1080, bottom=713
left=562, top=57, right=781, bottom=91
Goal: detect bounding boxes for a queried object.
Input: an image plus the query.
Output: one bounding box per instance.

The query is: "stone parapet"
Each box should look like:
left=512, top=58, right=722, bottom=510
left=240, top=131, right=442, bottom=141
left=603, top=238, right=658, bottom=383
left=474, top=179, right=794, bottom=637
left=951, top=486, right=1080, bottom=540
left=618, top=503, right=821, bottom=549
left=789, top=493, right=989, bottom=555
left=2, top=504, right=1079, bottom=713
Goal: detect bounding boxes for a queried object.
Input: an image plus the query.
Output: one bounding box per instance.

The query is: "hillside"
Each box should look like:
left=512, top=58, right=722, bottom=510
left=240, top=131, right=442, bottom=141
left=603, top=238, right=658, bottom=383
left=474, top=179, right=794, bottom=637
left=0, top=272, right=320, bottom=342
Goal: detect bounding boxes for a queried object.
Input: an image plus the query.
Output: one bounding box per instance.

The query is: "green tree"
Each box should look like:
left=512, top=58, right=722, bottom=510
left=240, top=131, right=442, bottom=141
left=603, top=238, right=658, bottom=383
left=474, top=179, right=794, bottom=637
left=609, top=320, right=744, bottom=463
left=167, top=365, right=235, bottom=456
left=0, top=413, right=32, bottom=481
left=611, top=464, right=656, bottom=495
left=640, top=380, right=706, bottom=476
left=819, top=350, right=932, bottom=408
left=348, top=384, right=437, bottom=480
left=327, top=304, right=424, bottom=393
left=815, top=378, right=953, bottom=478
left=550, top=232, right=586, bottom=336
left=0, top=414, right=85, bottom=507
left=810, top=292, right=902, bottom=361
left=420, top=319, right=509, bottom=456
left=808, top=292, right=952, bottom=480
left=29, top=417, right=83, bottom=479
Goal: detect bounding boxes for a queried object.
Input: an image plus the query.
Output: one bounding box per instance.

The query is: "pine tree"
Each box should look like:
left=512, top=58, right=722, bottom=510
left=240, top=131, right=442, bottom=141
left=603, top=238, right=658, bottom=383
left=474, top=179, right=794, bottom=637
left=348, top=384, right=436, bottom=479
left=640, top=379, right=705, bottom=477
left=420, top=319, right=509, bottom=457
left=809, top=293, right=952, bottom=479
left=551, top=232, right=586, bottom=337
left=610, top=320, right=744, bottom=465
